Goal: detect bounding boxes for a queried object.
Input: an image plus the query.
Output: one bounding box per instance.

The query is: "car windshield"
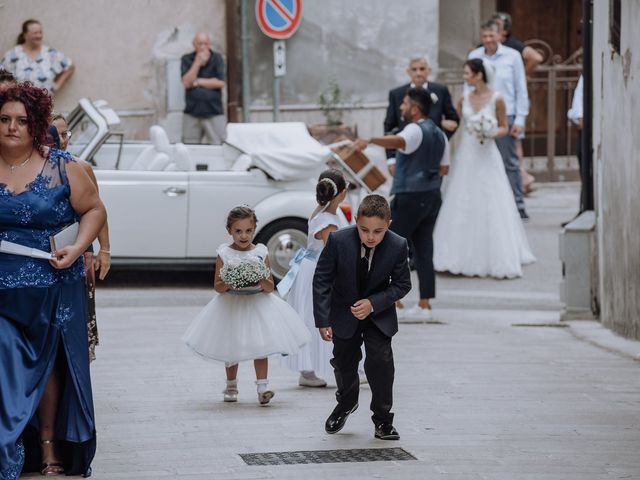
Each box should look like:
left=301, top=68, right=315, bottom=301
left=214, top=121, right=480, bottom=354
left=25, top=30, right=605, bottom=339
left=66, top=114, right=99, bottom=157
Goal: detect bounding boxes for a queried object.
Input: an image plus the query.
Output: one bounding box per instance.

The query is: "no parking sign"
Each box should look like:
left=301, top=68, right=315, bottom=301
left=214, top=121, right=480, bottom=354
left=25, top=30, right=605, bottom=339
left=255, top=0, right=302, bottom=121
left=255, top=0, right=302, bottom=40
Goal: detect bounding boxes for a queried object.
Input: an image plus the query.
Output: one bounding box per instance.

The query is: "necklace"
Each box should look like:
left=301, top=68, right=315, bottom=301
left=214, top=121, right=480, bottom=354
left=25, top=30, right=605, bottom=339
left=1, top=150, right=33, bottom=173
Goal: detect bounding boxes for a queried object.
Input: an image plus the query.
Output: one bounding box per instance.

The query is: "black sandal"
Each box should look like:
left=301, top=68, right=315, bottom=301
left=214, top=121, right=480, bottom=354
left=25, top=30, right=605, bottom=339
left=40, top=439, right=65, bottom=476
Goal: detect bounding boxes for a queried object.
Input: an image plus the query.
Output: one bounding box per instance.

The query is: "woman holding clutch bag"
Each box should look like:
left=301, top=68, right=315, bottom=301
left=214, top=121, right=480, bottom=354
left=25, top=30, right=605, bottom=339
left=52, top=113, right=111, bottom=362
left=0, top=82, right=105, bottom=478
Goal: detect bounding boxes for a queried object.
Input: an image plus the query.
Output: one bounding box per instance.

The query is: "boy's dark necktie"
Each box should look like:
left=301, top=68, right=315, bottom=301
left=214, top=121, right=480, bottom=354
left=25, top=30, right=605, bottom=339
left=359, top=245, right=372, bottom=293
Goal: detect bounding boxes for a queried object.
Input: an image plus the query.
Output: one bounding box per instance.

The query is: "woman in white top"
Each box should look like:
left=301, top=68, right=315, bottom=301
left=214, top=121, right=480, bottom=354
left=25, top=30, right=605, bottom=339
left=0, top=19, right=74, bottom=95
left=278, top=169, right=348, bottom=387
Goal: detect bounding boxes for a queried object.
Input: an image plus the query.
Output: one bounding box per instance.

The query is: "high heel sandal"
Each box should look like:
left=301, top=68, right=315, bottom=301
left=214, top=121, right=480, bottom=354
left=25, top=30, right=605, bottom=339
left=40, top=439, right=65, bottom=476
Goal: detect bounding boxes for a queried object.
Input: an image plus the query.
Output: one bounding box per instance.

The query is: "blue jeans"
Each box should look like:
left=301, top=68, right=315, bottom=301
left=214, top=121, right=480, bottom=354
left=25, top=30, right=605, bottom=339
left=495, top=115, right=525, bottom=210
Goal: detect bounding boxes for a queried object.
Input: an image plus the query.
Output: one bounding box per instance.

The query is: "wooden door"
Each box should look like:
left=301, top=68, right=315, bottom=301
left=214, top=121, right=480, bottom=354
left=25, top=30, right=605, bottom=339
left=496, top=0, right=582, bottom=160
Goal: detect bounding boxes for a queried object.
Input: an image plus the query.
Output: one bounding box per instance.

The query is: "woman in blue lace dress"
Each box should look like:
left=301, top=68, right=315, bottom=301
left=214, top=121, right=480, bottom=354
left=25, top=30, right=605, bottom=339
left=0, top=82, right=106, bottom=478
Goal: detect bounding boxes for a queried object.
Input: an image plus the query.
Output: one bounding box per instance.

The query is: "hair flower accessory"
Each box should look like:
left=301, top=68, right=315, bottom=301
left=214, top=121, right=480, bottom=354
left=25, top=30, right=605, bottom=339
left=319, top=178, right=338, bottom=197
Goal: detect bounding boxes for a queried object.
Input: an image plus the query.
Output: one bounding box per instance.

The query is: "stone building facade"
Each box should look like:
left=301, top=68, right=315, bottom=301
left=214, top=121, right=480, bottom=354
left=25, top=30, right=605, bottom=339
left=592, top=0, right=640, bottom=339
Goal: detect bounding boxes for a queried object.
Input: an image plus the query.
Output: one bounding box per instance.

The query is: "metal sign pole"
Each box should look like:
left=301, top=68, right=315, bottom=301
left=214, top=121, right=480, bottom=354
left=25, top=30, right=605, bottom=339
left=273, top=40, right=286, bottom=122
left=256, top=0, right=299, bottom=122
left=273, top=76, right=280, bottom=122
left=241, top=0, right=251, bottom=122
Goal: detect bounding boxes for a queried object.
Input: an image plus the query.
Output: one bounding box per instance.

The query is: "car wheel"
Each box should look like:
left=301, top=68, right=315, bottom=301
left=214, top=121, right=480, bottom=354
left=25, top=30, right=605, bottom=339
left=255, top=218, right=308, bottom=282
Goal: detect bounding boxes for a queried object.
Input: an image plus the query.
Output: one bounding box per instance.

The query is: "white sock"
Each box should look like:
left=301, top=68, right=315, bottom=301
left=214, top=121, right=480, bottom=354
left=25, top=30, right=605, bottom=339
left=256, top=379, right=268, bottom=394
left=226, top=379, right=237, bottom=390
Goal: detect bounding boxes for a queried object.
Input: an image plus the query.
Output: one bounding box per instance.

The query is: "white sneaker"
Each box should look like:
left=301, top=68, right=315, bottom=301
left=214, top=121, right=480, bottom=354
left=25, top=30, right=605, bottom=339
left=299, top=371, right=327, bottom=388
left=258, top=390, right=274, bottom=405
left=404, top=305, right=433, bottom=322
left=222, top=387, right=238, bottom=402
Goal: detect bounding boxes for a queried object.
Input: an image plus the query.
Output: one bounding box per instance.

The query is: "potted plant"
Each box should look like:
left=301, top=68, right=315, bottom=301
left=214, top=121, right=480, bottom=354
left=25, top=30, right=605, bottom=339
left=309, top=79, right=357, bottom=144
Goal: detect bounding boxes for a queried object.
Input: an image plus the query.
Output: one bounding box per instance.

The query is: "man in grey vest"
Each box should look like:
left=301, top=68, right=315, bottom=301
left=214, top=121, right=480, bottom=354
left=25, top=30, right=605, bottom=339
left=354, top=88, right=450, bottom=321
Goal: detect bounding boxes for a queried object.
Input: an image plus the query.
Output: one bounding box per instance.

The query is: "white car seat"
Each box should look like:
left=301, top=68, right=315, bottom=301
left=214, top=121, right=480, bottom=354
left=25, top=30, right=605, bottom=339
left=129, top=126, right=173, bottom=171
left=129, top=146, right=168, bottom=171
left=171, top=143, right=193, bottom=171
left=151, top=125, right=172, bottom=155
left=130, top=126, right=195, bottom=171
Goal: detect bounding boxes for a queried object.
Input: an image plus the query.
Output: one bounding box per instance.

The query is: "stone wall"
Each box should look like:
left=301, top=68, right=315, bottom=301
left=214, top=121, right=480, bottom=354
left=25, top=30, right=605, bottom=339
left=245, top=0, right=439, bottom=137
left=592, top=0, right=640, bottom=339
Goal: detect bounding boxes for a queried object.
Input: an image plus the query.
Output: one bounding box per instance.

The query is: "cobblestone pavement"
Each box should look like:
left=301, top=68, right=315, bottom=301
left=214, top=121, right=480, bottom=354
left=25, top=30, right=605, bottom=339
left=52, top=183, right=640, bottom=479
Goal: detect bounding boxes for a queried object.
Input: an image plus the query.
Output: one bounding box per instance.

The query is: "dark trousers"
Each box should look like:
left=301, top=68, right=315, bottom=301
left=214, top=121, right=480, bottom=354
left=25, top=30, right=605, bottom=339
left=331, top=319, right=394, bottom=425
left=390, top=190, right=441, bottom=299
left=577, top=129, right=586, bottom=213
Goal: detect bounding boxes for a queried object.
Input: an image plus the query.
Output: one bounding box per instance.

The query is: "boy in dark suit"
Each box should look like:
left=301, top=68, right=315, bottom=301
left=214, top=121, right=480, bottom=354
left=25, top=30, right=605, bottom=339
left=313, top=195, right=411, bottom=440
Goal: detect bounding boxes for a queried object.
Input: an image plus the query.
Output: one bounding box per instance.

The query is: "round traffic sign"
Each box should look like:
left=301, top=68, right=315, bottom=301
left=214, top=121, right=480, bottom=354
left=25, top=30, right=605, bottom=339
left=255, top=0, right=302, bottom=40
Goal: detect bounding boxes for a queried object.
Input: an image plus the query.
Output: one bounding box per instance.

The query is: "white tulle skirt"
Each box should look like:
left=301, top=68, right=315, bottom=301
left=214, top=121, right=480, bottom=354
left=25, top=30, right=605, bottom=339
left=280, top=257, right=334, bottom=379
left=433, top=133, right=536, bottom=279
left=182, top=291, right=311, bottom=364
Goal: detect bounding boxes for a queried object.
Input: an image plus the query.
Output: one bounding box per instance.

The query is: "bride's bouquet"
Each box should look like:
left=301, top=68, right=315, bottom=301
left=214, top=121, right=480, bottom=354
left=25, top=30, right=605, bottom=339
left=220, top=257, right=271, bottom=289
left=466, top=113, right=498, bottom=144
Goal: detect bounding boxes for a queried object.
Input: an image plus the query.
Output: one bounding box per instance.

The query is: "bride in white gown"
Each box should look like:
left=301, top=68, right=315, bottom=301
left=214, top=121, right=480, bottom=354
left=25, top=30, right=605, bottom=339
left=433, top=58, right=535, bottom=278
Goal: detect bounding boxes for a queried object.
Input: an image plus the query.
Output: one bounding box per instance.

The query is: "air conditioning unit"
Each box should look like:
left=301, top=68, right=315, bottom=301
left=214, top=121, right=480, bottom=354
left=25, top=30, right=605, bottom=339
left=559, top=211, right=597, bottom=320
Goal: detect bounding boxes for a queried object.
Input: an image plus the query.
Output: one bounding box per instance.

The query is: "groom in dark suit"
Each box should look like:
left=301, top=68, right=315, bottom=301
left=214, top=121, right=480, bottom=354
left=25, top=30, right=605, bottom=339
left=313, top=195, right=411, bottom=440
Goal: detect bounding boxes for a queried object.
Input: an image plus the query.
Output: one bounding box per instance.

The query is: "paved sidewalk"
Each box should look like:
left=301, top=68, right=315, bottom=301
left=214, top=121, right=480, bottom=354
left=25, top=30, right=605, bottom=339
left=79, top=183, right=640, bottom=479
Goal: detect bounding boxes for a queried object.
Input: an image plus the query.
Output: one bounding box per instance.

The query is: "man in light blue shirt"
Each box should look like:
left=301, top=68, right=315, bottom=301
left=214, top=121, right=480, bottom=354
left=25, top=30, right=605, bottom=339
left=469, top=19, right=530, bottom=219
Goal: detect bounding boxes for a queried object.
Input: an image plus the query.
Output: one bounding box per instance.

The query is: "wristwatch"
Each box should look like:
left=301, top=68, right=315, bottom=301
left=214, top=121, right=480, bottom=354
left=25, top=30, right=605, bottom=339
left=193, top=79, right=199, bottom=88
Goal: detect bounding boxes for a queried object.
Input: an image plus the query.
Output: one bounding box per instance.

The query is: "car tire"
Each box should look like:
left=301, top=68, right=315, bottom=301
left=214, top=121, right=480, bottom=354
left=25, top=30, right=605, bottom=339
left=255, top=218, right=308, bottom=282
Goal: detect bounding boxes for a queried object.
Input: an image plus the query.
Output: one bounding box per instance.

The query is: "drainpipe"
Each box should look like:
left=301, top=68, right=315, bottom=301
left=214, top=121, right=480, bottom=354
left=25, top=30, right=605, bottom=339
left=225, top=0, right=240, bottom=122
left=241, top=0, right=251, bottom=122
left=581, top=0, right=594, bottom=211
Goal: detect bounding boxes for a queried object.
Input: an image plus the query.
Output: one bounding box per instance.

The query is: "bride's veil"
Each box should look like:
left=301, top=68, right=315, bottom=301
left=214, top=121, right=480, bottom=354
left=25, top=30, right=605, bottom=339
left=481, top=59, right=496, bottom=88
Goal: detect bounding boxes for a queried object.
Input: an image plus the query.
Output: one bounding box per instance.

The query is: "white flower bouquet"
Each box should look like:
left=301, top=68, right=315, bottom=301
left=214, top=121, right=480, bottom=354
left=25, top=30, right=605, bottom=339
left=466, top=113, right=498, bottom=144
left=220, top=257, right=271, bottom=290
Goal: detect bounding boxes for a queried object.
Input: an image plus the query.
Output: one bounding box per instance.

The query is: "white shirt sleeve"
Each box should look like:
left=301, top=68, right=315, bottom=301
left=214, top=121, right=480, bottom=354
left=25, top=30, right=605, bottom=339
left=397, top=123, right=423, bottom=155
left=567, top=75, right=583, bottom=122
left=512, top=51, right=529, bottom=127
left=440, top=130, right=450, bottom=166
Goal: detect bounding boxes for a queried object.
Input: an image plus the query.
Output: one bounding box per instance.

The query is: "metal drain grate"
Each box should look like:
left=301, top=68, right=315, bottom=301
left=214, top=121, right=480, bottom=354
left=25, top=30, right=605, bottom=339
left=512, top=323, right=569, bottom=328
left=240, top=447, right=417, bottom=465
left=402, top=319, right=446, bottom=325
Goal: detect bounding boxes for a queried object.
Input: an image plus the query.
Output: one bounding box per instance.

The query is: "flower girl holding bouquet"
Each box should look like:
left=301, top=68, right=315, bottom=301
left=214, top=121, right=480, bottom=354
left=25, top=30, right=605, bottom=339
left=182, top=206, right=310, bottom=404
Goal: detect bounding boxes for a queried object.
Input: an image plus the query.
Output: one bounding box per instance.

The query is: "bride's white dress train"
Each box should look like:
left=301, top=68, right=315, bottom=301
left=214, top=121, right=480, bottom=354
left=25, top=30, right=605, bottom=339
left=433, top=92, right=535, bottom=278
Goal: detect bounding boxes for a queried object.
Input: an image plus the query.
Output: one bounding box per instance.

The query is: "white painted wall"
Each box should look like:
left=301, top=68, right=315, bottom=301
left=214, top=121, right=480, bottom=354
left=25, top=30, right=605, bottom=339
left=592, top=0, right=640, bottom=339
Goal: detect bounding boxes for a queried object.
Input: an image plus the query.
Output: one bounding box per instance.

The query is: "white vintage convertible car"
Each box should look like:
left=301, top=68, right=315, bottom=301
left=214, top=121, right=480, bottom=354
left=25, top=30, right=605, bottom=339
left=66, top=99, right=379, bottom=279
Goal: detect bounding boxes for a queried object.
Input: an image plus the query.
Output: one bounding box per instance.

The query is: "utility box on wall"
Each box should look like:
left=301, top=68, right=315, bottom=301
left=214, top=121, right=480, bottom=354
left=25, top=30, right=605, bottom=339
left=559, top=211, right=597, bottom=320
left=167, top=58, right=186, bottom=112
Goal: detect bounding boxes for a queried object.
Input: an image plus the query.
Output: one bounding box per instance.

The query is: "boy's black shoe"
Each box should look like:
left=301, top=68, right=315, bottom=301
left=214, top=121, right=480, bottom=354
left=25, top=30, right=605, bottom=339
left=325, top=403, right=358, bottom=434
left=518, top=209, right=530, bottom=221
left=374, top=423, right=400, bottom=440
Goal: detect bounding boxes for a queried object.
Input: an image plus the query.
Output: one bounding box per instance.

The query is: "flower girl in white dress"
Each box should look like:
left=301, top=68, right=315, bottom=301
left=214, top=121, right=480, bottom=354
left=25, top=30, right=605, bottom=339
left=433, top=59, right=535, bottom=278
left=183, top=206, right=310, bottom=404
left=277, top=169, right=348, bottom=387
